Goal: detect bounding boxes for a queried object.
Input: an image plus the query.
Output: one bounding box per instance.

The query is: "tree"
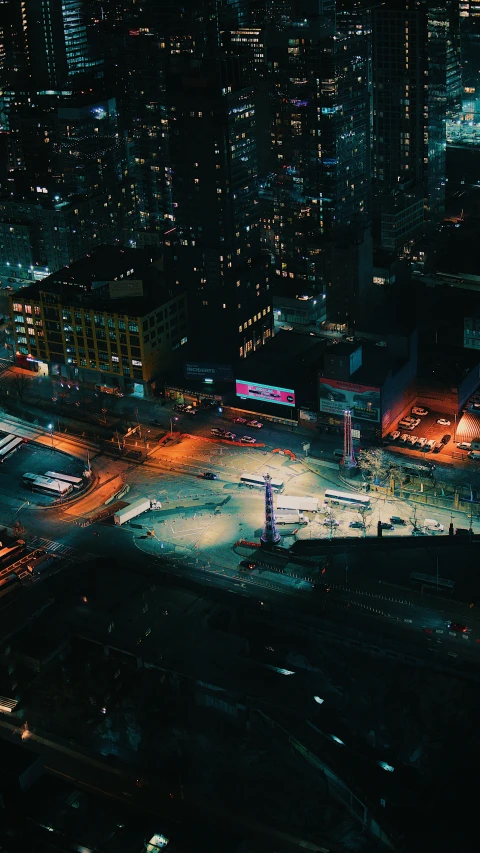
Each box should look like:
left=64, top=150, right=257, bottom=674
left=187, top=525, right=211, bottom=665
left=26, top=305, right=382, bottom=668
left=323, top=505, right=339, bottom=539
left=12, top=374, right=30, bottom=402
left=357, top=504, right=372, bottom=537
left=356, top=448, right=398, bottom=485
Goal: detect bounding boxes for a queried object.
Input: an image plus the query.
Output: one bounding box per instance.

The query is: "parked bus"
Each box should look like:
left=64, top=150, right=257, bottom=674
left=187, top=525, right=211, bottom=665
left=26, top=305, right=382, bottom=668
left=23, top=473, right=73, bottom=497
left=240, top=473, right=284, bottom=492
left=324, top=488, right=371, bottom=509
left=0, top=436, right=24, bottom=463
left=0, top=573, right=21, bottom=598
left=0, top=540, right=25, bottom=565
left=0, top=433, right=15, bottom=450
left=45, top=471, right=83, bottom=490
left=409, top=571, right=455, bottom=593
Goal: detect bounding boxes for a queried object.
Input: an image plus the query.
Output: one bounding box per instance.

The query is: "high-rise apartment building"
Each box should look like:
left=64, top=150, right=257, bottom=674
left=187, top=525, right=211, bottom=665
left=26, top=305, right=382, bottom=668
left=165, top=56, right=272, bottom=361
left=372, top=0, right=461, bottom=245
left=267, top=16, right=371, bottom=326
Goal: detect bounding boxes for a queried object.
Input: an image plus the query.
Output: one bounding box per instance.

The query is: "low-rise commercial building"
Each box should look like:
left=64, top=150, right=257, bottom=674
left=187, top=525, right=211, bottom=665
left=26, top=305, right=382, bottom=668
left=10, top=247, right=187, bottom=396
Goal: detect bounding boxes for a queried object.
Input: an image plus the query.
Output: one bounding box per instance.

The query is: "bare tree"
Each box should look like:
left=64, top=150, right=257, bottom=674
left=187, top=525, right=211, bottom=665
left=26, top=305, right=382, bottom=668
left=12, top=373, right=30, bottom=402
left=357, top=447, right=403, bottom=487
left=323, top=505, right=339, bottom=540
left=357, top=504, right=372, bottom=537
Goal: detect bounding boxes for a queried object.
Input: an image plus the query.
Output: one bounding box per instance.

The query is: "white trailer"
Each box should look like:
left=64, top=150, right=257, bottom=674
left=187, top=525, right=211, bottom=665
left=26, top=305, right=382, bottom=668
left=114, top=498, right=151, bottom=526
left=275, top=512, right=309, bottom=525
left=276, top=495, right=318, bottom=513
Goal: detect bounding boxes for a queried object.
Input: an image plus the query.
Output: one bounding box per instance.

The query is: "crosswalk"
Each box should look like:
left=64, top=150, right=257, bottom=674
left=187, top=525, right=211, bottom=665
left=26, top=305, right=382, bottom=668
left=26, top=536, right=98, bottom=563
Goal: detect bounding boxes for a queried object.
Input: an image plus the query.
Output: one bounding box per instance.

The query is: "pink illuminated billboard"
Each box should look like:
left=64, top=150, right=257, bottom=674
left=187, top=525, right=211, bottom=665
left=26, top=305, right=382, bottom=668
left=236, top=379, right=296, bottom=407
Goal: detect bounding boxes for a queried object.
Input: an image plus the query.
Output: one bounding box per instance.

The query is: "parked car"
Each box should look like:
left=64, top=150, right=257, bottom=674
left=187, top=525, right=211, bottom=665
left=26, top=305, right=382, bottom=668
left=247, top=420, right=263, bottom=429
left=184, top=406, right=196, bottom=415
left=202, top=472, right=218, bottom=480
left=457, top=441, right=471, bottom=450
left=415, top=437, right=427, bottom=449
left=233, top=417, right=247, bottom=424
left=211, top=428, right=224, bottom=436
left=389, top=430, right=401, bottom=441
left=425, top=439, right=436, bottom=452
left=379, top=521, right=394, bottom=530
left=436, top=418, right=451, bottom=426
left=406, top=435, right=418, bottom=446
left=173, top=403, right=186, bottom=412
left=349, top=520, right=364, bottom=529
left=240, top=436, right=256, bottom=444
left=433, top=442, right=444, bottom=453
left=399, top=433, right=409, bottom=444
left=390, top=516, right=406, bottom=525
left=412, top=406, right=429, bottom=416
left=441, top=433, right=452, bottom=445
left=323, top=518, right=340, bottom=527
left=224, top=432, right=237, bottom=440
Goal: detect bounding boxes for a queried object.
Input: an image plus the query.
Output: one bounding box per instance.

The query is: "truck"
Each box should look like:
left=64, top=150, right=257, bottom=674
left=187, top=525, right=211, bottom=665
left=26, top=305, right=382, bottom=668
left=276, top=495, right=318, bottom=513
left=423, top=518, right=444, bottom=533
left=114, top=498, right=152, bottom=526
left=26, top=552, right=56, bottom=575
left=275, top=511, right=309, bottom=525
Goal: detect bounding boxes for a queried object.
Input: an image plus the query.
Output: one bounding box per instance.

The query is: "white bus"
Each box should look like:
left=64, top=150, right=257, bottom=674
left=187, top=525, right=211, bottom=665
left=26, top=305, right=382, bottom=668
left=0, top=436, right=24, bottom=463
left=240, top=473, right=284, bottom=492
left=23, top=473, right=73, bottom=497
left=45, top=471, right=83, bottom=490
left=0, top=434, right=15, bottom=450
left=324, top=488, right=371, bottom=509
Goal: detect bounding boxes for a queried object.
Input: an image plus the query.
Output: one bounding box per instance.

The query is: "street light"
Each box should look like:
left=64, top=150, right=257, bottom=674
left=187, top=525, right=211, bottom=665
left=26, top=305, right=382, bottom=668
left=47, top=423, right=54, bottom=450
left=170, top=416, right=178, bottom=437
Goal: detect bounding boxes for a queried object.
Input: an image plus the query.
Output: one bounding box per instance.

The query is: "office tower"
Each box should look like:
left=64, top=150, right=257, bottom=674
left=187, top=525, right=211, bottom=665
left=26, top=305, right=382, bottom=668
left=372, top=0, right=461, bottom=245
left=268, top=16, right=371, bottom=326
left=20, top=0, right=102, bottom=90
left=165, top=56, right=272, bottom=361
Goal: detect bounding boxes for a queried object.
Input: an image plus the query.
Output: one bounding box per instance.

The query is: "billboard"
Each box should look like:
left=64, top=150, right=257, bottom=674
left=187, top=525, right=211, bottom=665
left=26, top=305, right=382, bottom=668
left=236, top=379, right=296, bottom=407
left=184, top=362, right=233, bottom=382
left=319, top=377, right=380, bottom=422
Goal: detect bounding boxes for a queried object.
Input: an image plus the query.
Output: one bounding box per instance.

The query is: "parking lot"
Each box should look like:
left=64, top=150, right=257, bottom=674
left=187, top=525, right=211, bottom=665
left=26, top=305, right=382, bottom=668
left=0, top=434, right=85, bottom=507
left=385, top=405, right=457, bottom=459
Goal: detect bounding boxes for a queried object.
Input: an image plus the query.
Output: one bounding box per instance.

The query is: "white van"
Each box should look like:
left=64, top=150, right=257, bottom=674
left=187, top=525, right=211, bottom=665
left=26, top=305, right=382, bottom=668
left=423, top=519, right=444, bottom=533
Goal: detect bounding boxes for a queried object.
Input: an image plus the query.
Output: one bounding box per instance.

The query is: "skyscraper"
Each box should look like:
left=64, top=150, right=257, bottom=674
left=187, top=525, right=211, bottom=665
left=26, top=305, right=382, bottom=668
left=372, top=0, right=461, bottom=244
left=165, top=55, right=272, bottom=361
left=268, top=15, right=371, bottom=326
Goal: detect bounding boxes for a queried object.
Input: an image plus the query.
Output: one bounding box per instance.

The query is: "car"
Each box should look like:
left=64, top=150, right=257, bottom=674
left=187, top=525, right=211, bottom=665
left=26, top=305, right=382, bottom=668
left=425, top=439, right=436, bottom=452
left=415, top=437, right=427, bottom=449
left=211, top=428, right=224, bottom=436
left=447, top=622, right=468, bottom=633
left=399, top=421, right=415, bottom=430
left=224, top=432, right=236, bottom=440
left=173, top=403, right=186, bottom=412
left=349, top=520, right=364, bottom=529
left=323, top=518, right=340, bottom=527
left=183, top=406, right=196, bottom=415
left=247, top=420, right=263, bottom=429
left=406, top=435, right=419, bottom=446
left=202, top=472, right=218, bottom=480
left=379, top=521, right=394, bottom=530
left=472, top=402, right=480, bottom=410
left=399, top=433, right=409, bottom=444
left=389, top=430, right=401, bottom=441
left=433, top=442, right=444, bottom=453
left=233, top=417, right=247, bottom=424
left=240, top=561, right=256, bottom=570
left=457, top=441, right=471, bottom=450
left=441, top=434, right=451, bottom=445
left=390, top=516, right=406, bottom=525
left=436, top=418, right=451, bottom=426
left=412, top=407, right=429, bottom=416
left=240, top=435, right=256, bottom=444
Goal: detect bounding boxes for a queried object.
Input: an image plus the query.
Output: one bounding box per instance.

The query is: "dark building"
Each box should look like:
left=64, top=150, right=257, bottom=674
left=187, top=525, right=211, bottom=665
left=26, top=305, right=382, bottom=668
left=164, top=56, right=273, bottom=362
left=267, top=14, right=371, bottom=328
left=372, top=0, right=461, bottom=248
